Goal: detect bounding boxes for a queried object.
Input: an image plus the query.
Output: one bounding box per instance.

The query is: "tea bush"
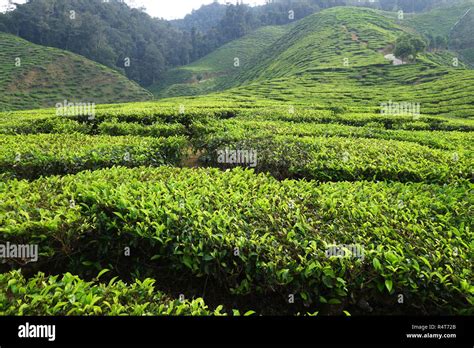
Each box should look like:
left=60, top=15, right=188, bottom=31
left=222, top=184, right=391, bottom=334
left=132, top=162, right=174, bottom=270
left=194, top=118, right=473, bottom=151
left=0, top=134, right=187, bottom=180
left=0, top=270, right=222, bottom=316
left=199, top=134, right=472, bottom=183
left=98, top=120, right=187, bottom=137
left=1, top=167, right=472, bottom=314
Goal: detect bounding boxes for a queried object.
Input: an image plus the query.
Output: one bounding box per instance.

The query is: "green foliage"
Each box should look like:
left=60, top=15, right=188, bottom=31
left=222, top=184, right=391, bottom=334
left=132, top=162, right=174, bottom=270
left=394, top=34, right=427, bottom=62
left=0, top=32, right=151, bottom=111
left=0, top=167, right=472, bottom=314
left=0, top=116, right=93, bottom=135
left=0, top=134, right=187, bottom=180
left=394, top=39, right=416, bottom=61
left=195, top=111, right=473, bottom=184
left=199, top=134, right=472, bottom=183
left=98, top=120, right=187, bottom=138
left=0, top=3, right=473, bottom=317
left=0, top=270, right=222, bottom=316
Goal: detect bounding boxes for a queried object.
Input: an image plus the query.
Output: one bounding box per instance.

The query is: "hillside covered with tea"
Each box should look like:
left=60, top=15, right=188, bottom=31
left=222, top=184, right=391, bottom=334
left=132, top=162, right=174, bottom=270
left=0, top=4, right=472, bottom=317
left=0, top=33, right=152, bottom=111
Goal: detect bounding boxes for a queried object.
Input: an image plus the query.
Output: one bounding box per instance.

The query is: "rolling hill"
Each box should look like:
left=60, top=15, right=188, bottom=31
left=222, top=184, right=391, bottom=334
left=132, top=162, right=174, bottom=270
left=0, top=33, right=152, bottom=111
left=403, top=2, right=473, bottom=38
left=150, top=25, right=291, bottom=99
left=157, top=7, right=474, bottom=119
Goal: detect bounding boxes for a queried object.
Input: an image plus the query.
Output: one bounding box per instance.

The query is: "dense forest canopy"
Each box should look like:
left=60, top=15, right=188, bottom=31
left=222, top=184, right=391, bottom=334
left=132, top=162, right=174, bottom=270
left=0, top=0, right=191, bottom=86
left=0, top=0, right=471, bottom=87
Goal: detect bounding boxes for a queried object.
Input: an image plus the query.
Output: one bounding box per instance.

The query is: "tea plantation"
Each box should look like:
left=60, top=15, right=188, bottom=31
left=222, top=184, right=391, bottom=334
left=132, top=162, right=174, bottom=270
left=0, top=7, right=473, bottom=316
left=0, top=33, right=152, bottom=111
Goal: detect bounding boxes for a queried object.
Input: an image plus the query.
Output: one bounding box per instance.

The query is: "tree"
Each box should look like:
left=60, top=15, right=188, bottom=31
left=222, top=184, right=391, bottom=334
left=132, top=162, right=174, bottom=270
left=140, top=44, right=165, bottom=86
left=410, top=36, right=427, bottom=54
left=394, top=37, right=415, bottom=63
left=394, top=34, right=427, bottom=62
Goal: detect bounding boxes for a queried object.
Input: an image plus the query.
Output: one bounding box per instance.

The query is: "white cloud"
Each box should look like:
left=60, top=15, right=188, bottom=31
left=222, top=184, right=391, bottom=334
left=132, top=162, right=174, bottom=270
left=0, top=0, right=268, bottom=20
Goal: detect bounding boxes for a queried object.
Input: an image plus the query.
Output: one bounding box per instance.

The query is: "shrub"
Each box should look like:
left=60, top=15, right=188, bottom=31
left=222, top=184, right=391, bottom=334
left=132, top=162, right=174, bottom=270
left=0, top=134, right=188, bottom=180
left=1, top=167, right=471, bottom=314
left=199, top=134, right=472, bottom=183
left=0, top=270, right=222, bottom=316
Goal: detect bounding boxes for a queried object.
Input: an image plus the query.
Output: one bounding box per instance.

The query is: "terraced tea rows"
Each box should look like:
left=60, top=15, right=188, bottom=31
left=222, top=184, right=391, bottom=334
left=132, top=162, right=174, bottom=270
left=0, top=6, right=473, bottom=317
left=152, top=7, right=474, bottom=121
left=199, top=136, right=471, bottom=183
left=0, top=33, right=152, bottom=111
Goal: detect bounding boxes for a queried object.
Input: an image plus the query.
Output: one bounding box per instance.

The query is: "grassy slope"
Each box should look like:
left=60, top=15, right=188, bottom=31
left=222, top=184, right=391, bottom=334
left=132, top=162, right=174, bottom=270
left=232, top=7, right=400, bottom=84
left=150, top=25, right=291, bottom=98
left=0, top=33, right=152, bottom=111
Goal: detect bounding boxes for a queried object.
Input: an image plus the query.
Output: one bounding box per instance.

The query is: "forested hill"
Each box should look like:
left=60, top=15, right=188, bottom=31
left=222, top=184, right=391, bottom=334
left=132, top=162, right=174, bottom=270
left=170, top=2, right=227, bottom=32
left=1, top=0, right=471, bottom=89
left=0, top=0, right=191, bottom=87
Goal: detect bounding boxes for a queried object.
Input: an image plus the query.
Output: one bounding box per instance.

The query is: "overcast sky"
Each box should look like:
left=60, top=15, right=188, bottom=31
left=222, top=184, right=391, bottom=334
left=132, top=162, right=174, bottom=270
left=0, top=0, right=268, bottom=20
